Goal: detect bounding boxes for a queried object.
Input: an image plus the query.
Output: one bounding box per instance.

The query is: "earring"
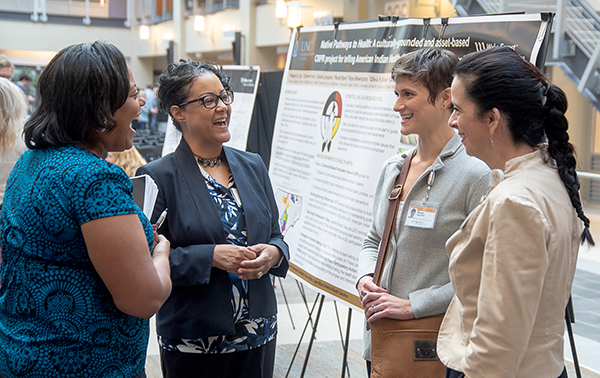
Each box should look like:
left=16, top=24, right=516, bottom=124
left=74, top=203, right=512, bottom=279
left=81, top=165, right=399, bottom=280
left=96, top=119, right=108, bottom=133
left=490, top=136, right=495, bottom=149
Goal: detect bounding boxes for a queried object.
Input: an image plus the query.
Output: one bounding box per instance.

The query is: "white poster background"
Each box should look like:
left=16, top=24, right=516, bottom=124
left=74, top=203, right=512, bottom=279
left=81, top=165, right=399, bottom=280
left=162, top=65, right=261, bottom=156
left=272, top=69, right=412, bottom=311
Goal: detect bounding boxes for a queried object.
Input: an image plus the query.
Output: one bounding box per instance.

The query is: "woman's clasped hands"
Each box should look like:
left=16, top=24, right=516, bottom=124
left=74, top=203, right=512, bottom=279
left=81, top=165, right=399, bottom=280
left=358, top=275, right=415, bottom=327
left=213, top=243, right=281, bottom=280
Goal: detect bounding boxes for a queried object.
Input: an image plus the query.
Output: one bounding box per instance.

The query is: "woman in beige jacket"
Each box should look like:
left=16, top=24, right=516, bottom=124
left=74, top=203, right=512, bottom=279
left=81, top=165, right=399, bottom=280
left=356, top=48, right=489, bottom=377
left=437, top=47, right=594, bottom=378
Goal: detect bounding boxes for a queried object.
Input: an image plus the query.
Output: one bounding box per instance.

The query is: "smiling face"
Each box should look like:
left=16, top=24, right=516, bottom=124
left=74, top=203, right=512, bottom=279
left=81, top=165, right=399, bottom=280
left=449, top=76, right=491, bottom=161
left=393, top=76, right=447, bottom=137
left=175, top=73, right=231, bottom=149
left=102, top=68, right=144, bottom=152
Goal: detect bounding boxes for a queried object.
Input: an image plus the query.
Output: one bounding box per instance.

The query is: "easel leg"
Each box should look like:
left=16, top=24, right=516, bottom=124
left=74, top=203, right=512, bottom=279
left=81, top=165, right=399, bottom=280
left=334, top=302, right=351, bottom=377
left=566, top=296, right=582, bottom=378
left=278, top=277, right=295, bottom=329
left=296, top=280, right=315, bottom=329
left=341, top=308, right=352, bottom=378
left=286, top=293, right=321, bottom=378
left=300, top=295, right=325, bottom=378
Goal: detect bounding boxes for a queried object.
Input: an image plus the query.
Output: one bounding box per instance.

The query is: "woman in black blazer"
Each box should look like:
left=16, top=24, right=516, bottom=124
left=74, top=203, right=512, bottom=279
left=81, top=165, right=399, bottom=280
left=137, top=61, right=289, bottom=378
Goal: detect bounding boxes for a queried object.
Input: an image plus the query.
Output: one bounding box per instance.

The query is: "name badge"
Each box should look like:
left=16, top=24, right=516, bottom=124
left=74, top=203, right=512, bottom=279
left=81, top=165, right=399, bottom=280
left=404, top=201, right=439, bottom=229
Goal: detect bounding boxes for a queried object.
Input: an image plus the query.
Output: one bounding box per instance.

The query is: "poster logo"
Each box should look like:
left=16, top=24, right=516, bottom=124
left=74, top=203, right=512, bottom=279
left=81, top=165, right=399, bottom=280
left=320, top=91, right=342, bottom=152
left=300, top=40, right=313, bottom=52
left=292, top=41, right=299, bottom=57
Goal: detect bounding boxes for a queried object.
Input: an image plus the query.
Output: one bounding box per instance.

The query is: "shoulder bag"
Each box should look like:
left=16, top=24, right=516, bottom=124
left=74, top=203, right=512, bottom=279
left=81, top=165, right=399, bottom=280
left=370, top=150, right=446, bottom=378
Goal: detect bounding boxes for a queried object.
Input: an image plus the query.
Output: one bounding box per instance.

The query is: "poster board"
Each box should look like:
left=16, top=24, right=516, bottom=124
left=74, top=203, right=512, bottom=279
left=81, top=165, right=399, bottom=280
left=162, top=65, right=261, bottom=156
left=268, top=14, right=552, bottom=310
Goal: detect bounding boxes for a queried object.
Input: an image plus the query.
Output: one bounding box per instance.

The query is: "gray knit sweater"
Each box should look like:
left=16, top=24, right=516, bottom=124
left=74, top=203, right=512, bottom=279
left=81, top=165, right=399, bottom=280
left=357, top=132, right=490, bottom=360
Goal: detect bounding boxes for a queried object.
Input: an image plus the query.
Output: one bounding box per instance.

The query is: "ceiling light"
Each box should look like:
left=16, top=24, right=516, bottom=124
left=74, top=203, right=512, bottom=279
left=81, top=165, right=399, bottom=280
left=287, top=6, right=302, bottom=28
left=194, top=15, right=205, bottom=32
left=140, top=25, right=149, bottom=40
left=276, top=0, right=287, bottom=19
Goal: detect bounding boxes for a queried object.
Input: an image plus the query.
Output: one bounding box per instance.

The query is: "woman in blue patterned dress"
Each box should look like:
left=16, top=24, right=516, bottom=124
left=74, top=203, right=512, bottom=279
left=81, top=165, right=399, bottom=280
left=0, top=41, right=172, bottom=378
left=136, top=61, right=290, bottom=378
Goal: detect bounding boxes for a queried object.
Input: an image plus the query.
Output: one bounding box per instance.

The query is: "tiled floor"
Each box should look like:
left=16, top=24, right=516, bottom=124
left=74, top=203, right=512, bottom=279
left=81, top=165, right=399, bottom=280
left=571, top=270, right=600, bottom=341
left=145, top=203, right=600, bottom=378
left=272, top=279, right=367, bottom=378
left=568, top=204, right=600, bottom=376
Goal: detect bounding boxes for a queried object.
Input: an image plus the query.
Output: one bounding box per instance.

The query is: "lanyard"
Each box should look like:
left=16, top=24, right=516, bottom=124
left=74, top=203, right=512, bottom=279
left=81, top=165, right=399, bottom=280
left=421, top=168, right=436, bottom=204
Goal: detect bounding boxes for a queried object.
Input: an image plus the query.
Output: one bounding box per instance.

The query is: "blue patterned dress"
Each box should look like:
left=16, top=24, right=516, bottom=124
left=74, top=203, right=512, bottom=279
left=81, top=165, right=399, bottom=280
left=159, top=166, right=276, bottom=354
left=0, top=145, right=154, bottom=378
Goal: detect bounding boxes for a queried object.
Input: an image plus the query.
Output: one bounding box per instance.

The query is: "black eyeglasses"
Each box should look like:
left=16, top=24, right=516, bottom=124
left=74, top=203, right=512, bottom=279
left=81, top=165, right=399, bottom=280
left=178, top=90, right=234, bottom=109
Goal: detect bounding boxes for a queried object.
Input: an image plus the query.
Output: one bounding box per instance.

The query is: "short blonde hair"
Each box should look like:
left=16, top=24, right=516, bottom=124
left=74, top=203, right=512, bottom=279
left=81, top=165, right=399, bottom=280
left=390, top=48, right=458, bottom=105
left=0, top=78, right=27, bottom=154
left=108, top=146, right=147, bottom=177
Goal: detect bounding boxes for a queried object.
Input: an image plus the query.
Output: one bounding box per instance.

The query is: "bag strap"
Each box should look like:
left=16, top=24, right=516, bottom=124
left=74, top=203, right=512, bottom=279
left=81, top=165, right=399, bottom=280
left=373, top=150, right=415, bottom=286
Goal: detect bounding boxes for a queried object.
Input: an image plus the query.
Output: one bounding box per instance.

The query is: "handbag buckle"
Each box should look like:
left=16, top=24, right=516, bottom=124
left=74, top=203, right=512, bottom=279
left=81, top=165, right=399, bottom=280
left=388, top=185, right=403, bottom=200
left=414, top=339, right=439, bottom=361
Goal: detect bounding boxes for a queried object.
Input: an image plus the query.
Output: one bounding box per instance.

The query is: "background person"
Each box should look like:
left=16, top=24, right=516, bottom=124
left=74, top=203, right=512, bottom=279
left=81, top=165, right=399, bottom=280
left=145, top=84, right=158, bottom=131
left=15, top=73, right=35, bottom=106
left=0, top=78, right=28, bottom=267
left=137, top=90, right=149, bottom=130
left=0, top=55, right=13, bottom=79
left=136, top=60, right=289, bottom=378
left=0, top=41, right=172, bottom=378
left=106, top=146, right=148, bottom=177
left=356, top=48, right=490, bottom=376
left=15, top=73, right=35, bottom=115
left=0, top=78, right=27, bottom=205
left=438, top=46, right=594, bottom=378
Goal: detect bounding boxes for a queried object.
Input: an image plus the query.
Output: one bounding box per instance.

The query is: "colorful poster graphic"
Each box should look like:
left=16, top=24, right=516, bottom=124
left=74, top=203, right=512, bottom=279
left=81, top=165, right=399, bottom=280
left=320, top=91, right=342, bottom=152
left=276, top=189, right=303, bottom=236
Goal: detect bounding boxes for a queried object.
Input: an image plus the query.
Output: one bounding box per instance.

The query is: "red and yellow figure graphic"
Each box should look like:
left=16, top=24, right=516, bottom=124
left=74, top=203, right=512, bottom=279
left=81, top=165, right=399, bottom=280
left=320, top=91, right=342, bottom=152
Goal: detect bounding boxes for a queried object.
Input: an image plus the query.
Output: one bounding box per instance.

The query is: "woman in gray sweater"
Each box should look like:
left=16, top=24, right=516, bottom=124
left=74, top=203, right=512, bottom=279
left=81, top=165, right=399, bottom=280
left=356, top=48, right=490, bottom=376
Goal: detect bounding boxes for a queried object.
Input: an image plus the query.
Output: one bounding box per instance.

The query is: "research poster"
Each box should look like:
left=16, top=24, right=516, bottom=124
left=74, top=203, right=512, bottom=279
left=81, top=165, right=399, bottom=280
left=269, top=14, right=552, bottom=310
left=162, top=65, right=260, bottom=156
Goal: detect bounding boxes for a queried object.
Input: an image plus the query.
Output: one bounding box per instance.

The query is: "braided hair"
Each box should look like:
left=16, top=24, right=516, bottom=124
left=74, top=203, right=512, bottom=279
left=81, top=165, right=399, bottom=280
left=454, top=47, right=594, bottom=245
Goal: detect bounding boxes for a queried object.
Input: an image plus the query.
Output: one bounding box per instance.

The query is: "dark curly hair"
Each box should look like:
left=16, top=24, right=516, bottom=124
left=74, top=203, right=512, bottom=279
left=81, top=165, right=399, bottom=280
left=455, top=46, right=594, bottom=245
left=23, top=41, right=130, bottom=149
left=156, top=60, right=231, bottom=131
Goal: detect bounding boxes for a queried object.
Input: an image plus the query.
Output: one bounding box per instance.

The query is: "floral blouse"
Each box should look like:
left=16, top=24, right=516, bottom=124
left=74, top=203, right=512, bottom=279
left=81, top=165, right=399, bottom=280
left=159, top=164, right=276, bottom=354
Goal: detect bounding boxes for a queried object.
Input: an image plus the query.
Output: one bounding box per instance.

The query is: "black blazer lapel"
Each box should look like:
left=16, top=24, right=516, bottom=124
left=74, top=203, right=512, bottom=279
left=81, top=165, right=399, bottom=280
left=225, top=147, right=271, bottom=246
left=173, top=138, right=226, bottom=244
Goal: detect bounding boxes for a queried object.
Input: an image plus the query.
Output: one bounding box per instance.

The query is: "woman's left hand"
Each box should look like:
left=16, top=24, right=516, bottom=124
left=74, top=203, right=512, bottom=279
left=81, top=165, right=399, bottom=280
left=238, top=244, right=281, bottom=280
left=362, top=291, right=415, bottom=323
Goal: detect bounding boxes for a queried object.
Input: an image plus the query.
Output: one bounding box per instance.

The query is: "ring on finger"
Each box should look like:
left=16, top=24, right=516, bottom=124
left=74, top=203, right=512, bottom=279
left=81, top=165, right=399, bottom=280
left=372, top=304, right=377, bottom=313
left=257, top=271, right=263, bottom=279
